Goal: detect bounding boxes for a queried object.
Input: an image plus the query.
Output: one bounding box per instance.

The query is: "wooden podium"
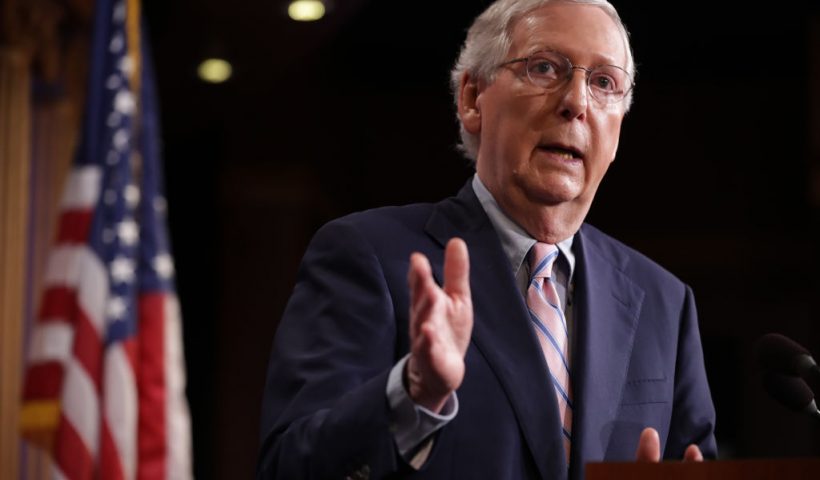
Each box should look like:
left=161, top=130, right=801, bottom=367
left=587, top=459, right=820, bottom=480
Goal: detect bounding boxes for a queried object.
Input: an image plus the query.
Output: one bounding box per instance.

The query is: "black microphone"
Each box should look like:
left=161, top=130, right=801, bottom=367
left=761, top=370, right=820, bottom=420
left=756, top=333, right=820, bottom=393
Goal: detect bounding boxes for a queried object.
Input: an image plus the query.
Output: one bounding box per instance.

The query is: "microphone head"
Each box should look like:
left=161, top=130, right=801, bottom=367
left=762, top=370, right=815, bottom=412
left=755, top=333, right=812, bottom=375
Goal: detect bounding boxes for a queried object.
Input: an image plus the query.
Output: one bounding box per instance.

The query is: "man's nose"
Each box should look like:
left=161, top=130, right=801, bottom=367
left=557, top=69, right=589, bottom=120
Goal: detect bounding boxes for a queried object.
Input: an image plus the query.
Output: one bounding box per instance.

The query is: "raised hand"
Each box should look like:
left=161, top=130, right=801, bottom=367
left=405, top=238, right=473, bottom=413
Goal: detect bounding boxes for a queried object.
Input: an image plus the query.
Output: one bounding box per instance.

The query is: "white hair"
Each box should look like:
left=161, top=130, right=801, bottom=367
left=450, top=0, right=636, bottom=160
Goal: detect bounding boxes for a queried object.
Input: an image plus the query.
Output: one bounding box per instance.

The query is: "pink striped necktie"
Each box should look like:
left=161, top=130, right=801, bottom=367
left=526, top=242, right=573, bottom=461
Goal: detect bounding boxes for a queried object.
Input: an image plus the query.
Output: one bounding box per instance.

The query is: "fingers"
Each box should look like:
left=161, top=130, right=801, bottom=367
left=409, top=239, right=471, bottom=339
left=635, top=427, right=661, bottom=463
left=683, top=444, right=704, bottom=462
left=443, top=238, right=470, bottom=298
left=408, top=252, right=433, bottom=300
left=634, top=428, right=704, bottom=463
left=405, top=242, right=472, bottom=413
left=408, top=252, right=434, bottom=340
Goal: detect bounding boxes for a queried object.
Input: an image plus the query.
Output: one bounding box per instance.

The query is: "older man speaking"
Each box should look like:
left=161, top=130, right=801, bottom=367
left=257, top=1, right=716, bottom=478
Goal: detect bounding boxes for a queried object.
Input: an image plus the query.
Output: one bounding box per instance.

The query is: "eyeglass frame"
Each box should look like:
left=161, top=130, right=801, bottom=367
left=496, top=49, right=635, bottom=105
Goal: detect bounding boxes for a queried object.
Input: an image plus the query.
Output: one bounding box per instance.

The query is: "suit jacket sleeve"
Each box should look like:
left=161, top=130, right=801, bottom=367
left=256, top=218, right=408, bottom=479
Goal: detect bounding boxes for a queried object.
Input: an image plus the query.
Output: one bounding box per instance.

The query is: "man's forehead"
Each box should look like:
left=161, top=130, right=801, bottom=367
left=509, top=4, right=627, bottom=67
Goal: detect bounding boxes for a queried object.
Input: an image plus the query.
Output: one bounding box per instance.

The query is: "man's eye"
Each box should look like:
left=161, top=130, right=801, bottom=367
left=529, top=60, right=558, bottom=77
left=591, top=74, right=617, bottom=92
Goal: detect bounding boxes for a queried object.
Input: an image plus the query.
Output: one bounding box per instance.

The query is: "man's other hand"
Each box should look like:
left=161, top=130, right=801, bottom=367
left=406, top=238, right=473, bottom=413
left=635, top=427, right=704, bottom=462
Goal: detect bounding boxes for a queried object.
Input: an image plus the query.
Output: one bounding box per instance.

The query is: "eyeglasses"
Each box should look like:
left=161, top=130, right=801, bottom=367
left=498, top=50, right=634, bottom=105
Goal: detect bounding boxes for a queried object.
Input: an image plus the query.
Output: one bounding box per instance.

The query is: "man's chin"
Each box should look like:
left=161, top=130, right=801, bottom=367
left=522, top=178, right=584, bottom=206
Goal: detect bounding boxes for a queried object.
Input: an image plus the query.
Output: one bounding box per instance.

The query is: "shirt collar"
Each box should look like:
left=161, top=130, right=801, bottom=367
left=471, top=174, right=576, bottom=280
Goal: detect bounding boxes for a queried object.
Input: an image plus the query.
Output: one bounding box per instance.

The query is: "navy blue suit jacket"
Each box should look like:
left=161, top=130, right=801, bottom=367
left=257, top=182, right=716, bottom=479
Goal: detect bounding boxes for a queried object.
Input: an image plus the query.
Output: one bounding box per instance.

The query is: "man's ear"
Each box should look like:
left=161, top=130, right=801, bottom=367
left=457, top=72, right=482, bottom=135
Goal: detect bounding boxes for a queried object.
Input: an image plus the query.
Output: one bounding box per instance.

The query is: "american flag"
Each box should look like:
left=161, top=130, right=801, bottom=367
left=20, top=0, right=192, bottom=478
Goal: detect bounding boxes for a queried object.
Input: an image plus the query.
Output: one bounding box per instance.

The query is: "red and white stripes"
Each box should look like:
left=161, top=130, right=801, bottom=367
left=22, top=162, right=192, bottom=479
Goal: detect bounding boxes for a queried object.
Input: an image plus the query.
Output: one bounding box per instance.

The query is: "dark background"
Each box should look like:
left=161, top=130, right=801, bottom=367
left=140, top=1, right=820, bottom=478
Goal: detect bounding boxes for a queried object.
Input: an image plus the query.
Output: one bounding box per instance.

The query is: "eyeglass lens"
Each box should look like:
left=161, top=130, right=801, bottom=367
left=525, top=51, right=631, bottom=103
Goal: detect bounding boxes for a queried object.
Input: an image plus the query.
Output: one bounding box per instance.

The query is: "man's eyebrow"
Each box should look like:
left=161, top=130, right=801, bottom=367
left=524, top=45, right=624, bottom=67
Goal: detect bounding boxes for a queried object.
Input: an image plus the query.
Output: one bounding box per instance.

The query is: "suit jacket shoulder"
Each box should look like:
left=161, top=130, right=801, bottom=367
left=579, top=222, right=685, bottom=293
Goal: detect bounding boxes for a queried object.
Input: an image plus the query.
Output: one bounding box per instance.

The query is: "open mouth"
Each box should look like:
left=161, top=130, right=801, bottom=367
left=538, top=144, right=583, bottom=160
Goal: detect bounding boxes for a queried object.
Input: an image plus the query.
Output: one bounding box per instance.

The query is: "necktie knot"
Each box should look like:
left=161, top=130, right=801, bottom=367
left=529, top=242, right=559, bottom=281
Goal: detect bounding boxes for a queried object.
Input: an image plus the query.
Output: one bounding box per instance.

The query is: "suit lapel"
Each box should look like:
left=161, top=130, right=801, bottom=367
left=425, top=183, right=567, bottom=479
left=570, top=226, right=645, bottom=474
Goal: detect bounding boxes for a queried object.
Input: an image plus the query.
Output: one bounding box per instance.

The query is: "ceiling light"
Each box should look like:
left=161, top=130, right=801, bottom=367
left=288, top=0, right=326, bottom=22
left=197, top=58, right=232, bottom=84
